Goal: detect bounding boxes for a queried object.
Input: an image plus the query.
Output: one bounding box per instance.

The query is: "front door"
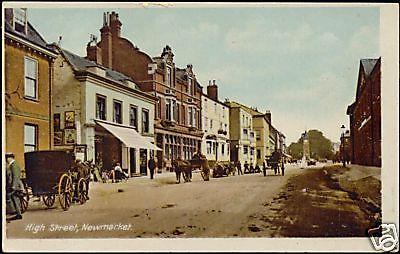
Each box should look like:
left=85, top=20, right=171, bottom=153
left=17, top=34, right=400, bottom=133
left=140, top=149, right=147, bottom=175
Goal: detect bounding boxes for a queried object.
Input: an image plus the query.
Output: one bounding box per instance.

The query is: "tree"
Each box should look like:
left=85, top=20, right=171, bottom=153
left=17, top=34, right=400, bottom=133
left=288, top=129, right=334, bottom=160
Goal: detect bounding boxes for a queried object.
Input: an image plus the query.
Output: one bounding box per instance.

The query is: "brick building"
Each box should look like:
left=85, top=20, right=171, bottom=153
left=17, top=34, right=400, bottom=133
left=4, top=8, right=57, bottom=171
left=346, top=58, right=381, bottom=167
left=86, top=12, right=203, bottom=171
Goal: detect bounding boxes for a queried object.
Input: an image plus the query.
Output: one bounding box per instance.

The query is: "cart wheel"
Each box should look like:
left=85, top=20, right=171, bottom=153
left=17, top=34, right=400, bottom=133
left=77, top=178, right=88, bottom=205
left=42, top=194, right=55, bottom=208
left=19, top=189, right=29, bottom=214
left=58, top=174, right=73, bottom=211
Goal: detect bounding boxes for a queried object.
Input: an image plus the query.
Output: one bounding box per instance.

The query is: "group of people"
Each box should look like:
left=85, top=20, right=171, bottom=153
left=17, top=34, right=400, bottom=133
left=100, top=156, right=157, bottom=183
left=234, top=159, right=285, bottom=177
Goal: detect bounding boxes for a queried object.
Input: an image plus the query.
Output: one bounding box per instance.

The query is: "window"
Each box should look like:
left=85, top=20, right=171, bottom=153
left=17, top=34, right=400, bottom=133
left=243, top=129, right=248, bottom=135
left=14, top=8, right=26, bottom=33
left=256, top=130, right=261, bottom=140
left=188, top=107, right=195, bottom=127
left=113, top=100, right=122, bottom=124
left=250, top=147, right=254, bottom=156
left=176, top=103, right=180, bottom=123
left=24, top=57, right=37, bottom=99
left=166, top=66, right=173, bottom=86
left=250, top=132, right=254, bottom=139
left=182, top=104, right=186, bottom=124
left=204, top=117, right=208, bottom=129
left=142, top=109, right=149, bottom=133
left=210, top=119, right=213, bottom=129
left=172, top=100, right=177, bottom=122
left=188, top=78, right=192, bottom=95
left=156, top=97, right=161, bottom=118
left=206, top=141, right=212, bottom=154
left=96, top=95, right=106, bottom=120
left=243, top=145, right=248, bottom=155
left=24, top=124, right=37, bottom=153
left=129, top=105, right=138, bottom=129
left=257, top=149, right=261, bottom=159
left=166, top=99, right=171, bottom=121
left=221, top=144, right=225, bottom=155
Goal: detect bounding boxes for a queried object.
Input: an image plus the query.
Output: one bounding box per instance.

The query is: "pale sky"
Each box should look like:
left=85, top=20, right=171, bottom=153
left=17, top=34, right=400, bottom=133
left=25, top=5, right=380, bottom=144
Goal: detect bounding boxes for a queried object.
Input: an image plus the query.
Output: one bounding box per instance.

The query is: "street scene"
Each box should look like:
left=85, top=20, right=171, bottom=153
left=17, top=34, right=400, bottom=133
left=5, top=162, right=380, bottom=238
left=2, top=3, right=398, bottom=252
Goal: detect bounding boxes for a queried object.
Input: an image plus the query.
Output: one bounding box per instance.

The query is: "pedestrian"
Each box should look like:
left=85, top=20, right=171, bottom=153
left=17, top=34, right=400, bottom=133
left=281, top=160, right=285, bottom=176
left=236, top=161, right=243, bottom=175
left=6, top=153, right=23, bottom=221
left=148, top=156, right=156, bottom=180
left=244, top=161, right=249, bottom=174
left=262, top=161, right=267, bottom=177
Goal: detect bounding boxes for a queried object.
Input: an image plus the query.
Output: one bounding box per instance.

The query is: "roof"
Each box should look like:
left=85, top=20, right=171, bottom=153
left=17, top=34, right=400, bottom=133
left=5, top=19, right=56, bottom=54
left=60, top=48, right=134, bottom=84
left=360, top=59, right=379, bottom=77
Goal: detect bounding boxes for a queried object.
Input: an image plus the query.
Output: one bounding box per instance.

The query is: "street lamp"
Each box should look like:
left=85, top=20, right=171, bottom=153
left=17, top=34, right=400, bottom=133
left=340, top=124, right=346, bottom=167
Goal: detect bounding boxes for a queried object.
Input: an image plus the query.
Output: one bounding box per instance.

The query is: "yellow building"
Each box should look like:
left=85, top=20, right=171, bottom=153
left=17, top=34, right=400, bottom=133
left=4, top=8, right=57, bottom=171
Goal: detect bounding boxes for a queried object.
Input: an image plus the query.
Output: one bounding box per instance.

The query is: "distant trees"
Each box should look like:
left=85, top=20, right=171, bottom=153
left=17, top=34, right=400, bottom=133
left=288, top=129, right=334, bottom=160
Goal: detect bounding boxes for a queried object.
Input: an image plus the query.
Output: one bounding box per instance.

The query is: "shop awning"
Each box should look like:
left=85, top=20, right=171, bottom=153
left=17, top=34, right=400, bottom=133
left=96, top=120, right=161, bottom=151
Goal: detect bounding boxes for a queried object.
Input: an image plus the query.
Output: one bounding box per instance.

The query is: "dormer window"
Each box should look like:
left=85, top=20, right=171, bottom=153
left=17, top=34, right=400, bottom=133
left=14, top=8, right=27, bottom=34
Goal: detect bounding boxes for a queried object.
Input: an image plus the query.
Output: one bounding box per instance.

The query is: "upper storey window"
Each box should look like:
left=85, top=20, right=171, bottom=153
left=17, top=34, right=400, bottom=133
left=14, top=8, right=27, bottom=34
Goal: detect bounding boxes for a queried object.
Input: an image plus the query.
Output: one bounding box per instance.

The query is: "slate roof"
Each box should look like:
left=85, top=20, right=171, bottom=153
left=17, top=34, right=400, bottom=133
left=61, top=48, right=134, bottom=85
left=361, top=59, right=379, bottom=77
left=5, top=19, right=54, bottom=53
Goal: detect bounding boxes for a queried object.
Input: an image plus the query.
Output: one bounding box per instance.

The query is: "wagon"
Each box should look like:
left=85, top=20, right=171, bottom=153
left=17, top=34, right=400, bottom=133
left=21, top=150, right=89, bottom=211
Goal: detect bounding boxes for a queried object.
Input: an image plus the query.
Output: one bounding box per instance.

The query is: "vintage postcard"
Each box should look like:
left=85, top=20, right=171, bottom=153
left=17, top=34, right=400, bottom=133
left=2, top=2, right=399, bottom=252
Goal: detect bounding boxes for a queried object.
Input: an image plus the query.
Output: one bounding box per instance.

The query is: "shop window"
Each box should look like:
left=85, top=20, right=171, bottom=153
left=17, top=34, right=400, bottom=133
left=243, top=145, right=248, bottom=155
left=24, top=57, right=37, bottom=99
left=24, top=124, right=37, bottom=153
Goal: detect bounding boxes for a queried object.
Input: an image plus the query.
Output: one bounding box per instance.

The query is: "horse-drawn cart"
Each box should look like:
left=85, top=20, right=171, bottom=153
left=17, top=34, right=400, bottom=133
left=21, top=150, right=89, bottom=211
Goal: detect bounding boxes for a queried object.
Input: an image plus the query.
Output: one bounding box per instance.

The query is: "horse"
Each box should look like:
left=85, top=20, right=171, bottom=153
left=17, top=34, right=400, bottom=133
left=171, top=159, right=192, bottom=183
left=171, top=153, right=210, bottom=183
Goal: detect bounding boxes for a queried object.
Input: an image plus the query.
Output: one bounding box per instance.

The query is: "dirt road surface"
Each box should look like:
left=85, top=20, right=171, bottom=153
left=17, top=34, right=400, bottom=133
left=6, top=163, right=377, bottom=238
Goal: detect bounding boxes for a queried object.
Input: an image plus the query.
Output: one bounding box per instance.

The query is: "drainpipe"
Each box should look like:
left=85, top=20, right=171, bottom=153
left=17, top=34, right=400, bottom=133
left=370, top=73, right=374, bottom=166
left=49, top=58, right=54, bottom=149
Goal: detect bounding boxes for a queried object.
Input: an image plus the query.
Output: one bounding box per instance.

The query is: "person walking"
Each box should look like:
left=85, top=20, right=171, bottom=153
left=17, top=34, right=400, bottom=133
left=6, top=153, right=23, bottom=221
left=236, top=161, right=243, bottom=175
left=148, top=156, right=156, bottom=180
left=262, top=161, right=267, bottom=177
left=244, top=161, right=249, bottom=174
left=281, top=159, right=285, bottom=176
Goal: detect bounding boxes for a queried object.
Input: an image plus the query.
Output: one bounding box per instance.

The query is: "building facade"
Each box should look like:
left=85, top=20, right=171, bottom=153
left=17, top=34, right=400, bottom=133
left=85, top=12, right=203, bottom=171
left=201, top=81, right=230, bottom=162
left=346, top=58, right=381, bottom=167
left=51, top=45, right=157, bottom=176
left=225, top=101, right=256, bottom=167
left=4, top=8, right=57, bottom=171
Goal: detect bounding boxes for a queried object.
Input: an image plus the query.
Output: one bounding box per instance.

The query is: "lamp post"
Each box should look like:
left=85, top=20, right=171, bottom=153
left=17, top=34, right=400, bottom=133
left=340, top=124, right=346, bottom=167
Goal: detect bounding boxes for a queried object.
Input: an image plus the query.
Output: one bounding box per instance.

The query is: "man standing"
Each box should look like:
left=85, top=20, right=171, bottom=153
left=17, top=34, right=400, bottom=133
left=262, top=161, right=267, bottom=177
left=148, top=156, right=156, bottom=180
left=236, top=161, right=243, bottom=175
left=6, top=153, right=23, bottom=221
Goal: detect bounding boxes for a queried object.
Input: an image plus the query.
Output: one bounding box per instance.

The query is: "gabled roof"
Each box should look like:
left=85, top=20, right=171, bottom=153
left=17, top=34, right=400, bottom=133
left=361, top=59, right=379, bottom=77
left=5, top=19, right=56, bottom=54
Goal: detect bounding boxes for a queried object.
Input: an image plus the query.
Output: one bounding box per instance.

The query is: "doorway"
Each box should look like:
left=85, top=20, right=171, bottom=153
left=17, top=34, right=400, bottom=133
left=140, top=149, right=148, bottom=175
left=130, top=148, right=136, bottom=176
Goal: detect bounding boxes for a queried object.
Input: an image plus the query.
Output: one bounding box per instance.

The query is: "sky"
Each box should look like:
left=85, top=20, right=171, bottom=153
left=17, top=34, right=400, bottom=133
left=25, top=5, right=380, bottom=144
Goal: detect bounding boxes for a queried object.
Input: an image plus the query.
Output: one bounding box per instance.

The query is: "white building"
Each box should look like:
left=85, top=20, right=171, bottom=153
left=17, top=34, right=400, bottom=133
left=201, top=81, right=230, bottom=162
left=225, top=101, right=256, bottom=167
left=51, top=45, right=159, bottom=176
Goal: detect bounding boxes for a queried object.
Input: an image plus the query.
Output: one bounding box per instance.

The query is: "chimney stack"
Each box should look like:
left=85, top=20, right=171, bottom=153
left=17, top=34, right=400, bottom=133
left=207, top=79, right=218, bottom=101
left=86, top=35, right=102, bottom=65
left=265, top=110, right=271, bottom=123
left=99, top=12, right=113, bottom=68
left=109, top=11, right=122, bottom=38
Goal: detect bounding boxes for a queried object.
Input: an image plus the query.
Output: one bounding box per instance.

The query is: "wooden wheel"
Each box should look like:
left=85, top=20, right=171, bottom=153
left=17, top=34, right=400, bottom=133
left=58, top=174, right=73, bottom=211
left=19, top=187, right=29, bottom=214
left=42, top=194, right=55, bottom=208
left=77, top=178, right=88, bottom=205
